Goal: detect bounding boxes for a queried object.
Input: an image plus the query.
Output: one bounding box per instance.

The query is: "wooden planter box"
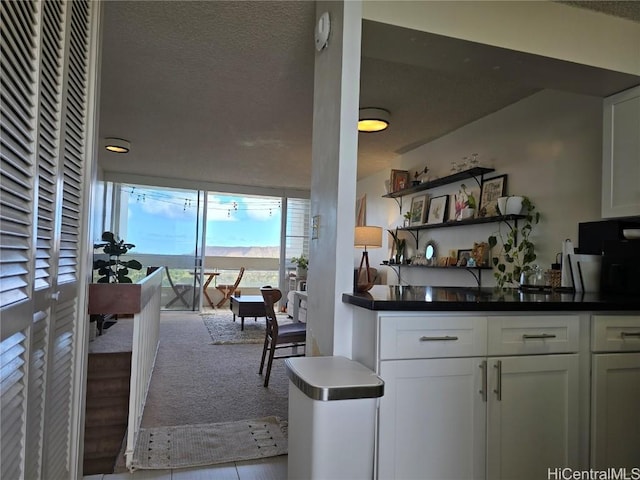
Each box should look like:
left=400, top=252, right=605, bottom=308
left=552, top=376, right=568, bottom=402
left=88, top=283, right=142, bottom=315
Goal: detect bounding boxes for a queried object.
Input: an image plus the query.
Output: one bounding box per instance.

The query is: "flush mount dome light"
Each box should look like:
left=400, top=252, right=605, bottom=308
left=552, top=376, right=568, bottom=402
left=104, top=138, right=130, bottom=153
left=358, top=108, right=390, bottom=133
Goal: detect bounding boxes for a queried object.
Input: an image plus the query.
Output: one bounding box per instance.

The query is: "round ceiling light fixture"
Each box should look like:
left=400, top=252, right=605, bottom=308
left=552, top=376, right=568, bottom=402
left=104, top=138, right=131, bottom=153
left=358, top=108, right=390, bottom=133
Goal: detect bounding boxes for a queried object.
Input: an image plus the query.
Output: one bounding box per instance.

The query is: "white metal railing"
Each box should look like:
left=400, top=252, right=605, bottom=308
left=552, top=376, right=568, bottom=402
left=125, top=267, right=163, bottom=471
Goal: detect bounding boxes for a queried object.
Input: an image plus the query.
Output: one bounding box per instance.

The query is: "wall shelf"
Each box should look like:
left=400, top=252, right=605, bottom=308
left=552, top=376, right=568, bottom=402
left=401, top=214, right=525, bottom=232
left=383, top=167, right=496, bottom=205
left=384, top=263, right=492, bottom=287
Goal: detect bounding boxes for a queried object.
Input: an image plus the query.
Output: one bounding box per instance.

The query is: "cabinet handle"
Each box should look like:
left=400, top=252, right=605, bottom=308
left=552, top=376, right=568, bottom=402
left=522, top=333, right=557, bottom=340
left=621, top=331, right=640, bottom=338
left=419, top=335, right=458, bottom=341
left=493, top=360, right=502, bottom=401
left=479, top=360, right=487, bottom=402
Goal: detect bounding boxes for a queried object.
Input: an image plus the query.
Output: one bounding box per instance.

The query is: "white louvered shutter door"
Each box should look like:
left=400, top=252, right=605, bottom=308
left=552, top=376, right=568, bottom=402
left=43, top=1, right=92, bottom=478
left=25, top=1, right=68, bottom=478
left=1, top=0, right=41, bottom=478
left=1, top=0, right=97, bottom=478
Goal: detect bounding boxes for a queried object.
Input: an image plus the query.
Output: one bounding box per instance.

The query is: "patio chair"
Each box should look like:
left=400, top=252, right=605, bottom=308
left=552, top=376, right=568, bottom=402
left=215, top=267, right=245, bottom=307
left=165, top=267, right=197, bottom=308
left=259, top=287, right=306, bottom=387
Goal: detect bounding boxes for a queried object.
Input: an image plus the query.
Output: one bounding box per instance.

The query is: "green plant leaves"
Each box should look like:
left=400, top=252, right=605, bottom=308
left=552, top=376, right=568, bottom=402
left=487, top=197, right=540, bottom=288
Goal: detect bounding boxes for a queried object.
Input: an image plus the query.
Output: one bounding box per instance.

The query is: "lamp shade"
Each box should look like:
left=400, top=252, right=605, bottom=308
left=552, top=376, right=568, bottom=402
left=354, top=226, right=383, bottom=249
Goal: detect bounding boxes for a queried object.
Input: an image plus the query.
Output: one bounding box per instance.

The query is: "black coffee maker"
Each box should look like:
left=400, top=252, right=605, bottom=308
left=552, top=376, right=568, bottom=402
left=579, top=219, right=640, bottom=294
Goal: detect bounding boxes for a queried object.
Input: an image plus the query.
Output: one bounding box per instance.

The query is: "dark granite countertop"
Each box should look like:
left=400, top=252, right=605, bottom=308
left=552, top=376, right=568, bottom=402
left=342, top=285, right=640, bottom=312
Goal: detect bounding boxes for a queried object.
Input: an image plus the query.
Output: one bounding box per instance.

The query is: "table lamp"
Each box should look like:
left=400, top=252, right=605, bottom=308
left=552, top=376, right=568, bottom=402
left=354, top=226, right=383, bottom=292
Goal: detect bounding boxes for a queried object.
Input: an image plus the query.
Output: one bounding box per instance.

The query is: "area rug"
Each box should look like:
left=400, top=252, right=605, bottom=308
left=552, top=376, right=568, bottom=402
left=131, top=416, right=288, bottom=470
left=202, top=311, right=292, bottom=345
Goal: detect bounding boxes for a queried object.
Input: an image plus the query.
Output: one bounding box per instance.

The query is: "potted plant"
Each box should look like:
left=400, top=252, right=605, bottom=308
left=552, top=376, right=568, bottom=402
left=387, top=228, right=406, bottom=264
left=454, top=184, right=477, bottom=221
left=93, top=231, right=142, bottom=283
left=291, top=255, right=308, bottom=278
left=487, top=196, right=540, bottom=288
left=88, top=231, right=144, bottom=327
left=403, top=211, right=412, bottom=227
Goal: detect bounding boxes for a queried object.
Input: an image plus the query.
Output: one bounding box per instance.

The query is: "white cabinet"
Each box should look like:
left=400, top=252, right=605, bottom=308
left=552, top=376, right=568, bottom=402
left=487, top=354, right=579, bottom=480
left=367, top=313, right=581, bottom=480
left=378, top=358, right=486, bottom=480
left=602, top=86, right=640, bottom=218
left=591, top=315, right=640, bottom=468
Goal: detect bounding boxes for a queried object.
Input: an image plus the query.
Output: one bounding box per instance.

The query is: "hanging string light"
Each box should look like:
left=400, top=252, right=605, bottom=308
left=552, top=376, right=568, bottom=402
left=120, top=185, right=283, bottom=217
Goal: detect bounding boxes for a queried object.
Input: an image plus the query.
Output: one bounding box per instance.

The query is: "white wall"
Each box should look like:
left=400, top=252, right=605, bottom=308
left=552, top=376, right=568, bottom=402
left=357, top=89, right=603, bottom=287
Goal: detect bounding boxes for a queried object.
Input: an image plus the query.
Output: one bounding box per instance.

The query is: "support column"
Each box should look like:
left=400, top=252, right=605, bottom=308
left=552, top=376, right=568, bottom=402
left=306, top=1, right=362, bottom=356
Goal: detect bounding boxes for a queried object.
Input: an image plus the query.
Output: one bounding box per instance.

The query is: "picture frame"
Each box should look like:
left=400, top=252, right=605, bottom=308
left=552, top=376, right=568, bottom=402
left=457, top=249, right=472, bottom=266
left=479, top=174, right=507, bottom=217
left=390, top=169, right=410, bottom=193
left=426, top=195, right=448, bottom=224
left=409, top=195, right=427, bottom=226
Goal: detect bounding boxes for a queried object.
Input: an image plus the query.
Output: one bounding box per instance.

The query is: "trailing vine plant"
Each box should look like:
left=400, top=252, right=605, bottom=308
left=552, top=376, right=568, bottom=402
left=487, top=196, right=540, bottom=288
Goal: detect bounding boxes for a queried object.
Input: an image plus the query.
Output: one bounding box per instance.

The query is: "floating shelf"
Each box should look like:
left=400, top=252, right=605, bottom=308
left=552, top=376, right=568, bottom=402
left=399, top=214, right=526, bottom=232
left=384, top=264, right=492, bottom=271
left=383, top=167, right=495, bottom=199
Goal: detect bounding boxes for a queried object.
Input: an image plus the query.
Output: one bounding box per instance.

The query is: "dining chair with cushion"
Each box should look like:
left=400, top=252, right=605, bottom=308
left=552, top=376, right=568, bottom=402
left=259, top=287, right=306, bottom=387
left=215, top=267, right=245, bottom=307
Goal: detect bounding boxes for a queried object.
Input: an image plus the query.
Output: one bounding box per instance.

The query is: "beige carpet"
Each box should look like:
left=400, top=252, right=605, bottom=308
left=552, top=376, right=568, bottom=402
left=131, top=416, right=287, bottom=470
left=202, top=310, right=293, bottom=344
left=140, top=312, right=289, bottom=428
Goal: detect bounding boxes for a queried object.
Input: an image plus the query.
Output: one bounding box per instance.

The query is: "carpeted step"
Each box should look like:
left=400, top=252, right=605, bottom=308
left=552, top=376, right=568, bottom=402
left=83, top=425, right=126, bottom=456
left=86, top=375, right=130, bottom=398
left=83, top=455, right=118, bottom=476
left=88, top=352, right=132, bottom=373
left=85, top=395, right=129, bottom=427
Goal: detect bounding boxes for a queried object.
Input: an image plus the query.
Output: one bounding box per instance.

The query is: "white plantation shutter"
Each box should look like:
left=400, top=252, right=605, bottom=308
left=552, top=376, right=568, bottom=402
left=0, top=0, right=39, bottom=309
left=1, top=1, right=98, bottom=479
left=0, top=330, right=28, bottom=480
left=24, top=312, right=48, bottom=480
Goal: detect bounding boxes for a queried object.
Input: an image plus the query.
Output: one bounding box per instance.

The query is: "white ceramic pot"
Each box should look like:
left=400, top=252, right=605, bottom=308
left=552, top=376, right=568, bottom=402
left=497, top=196, right=523, bottom=215
left=459, top=207, right=475, bottom=220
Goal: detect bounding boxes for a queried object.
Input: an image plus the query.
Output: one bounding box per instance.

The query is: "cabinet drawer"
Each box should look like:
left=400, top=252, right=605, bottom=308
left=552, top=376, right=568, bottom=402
left=487, top=315, right=580, bottom=355
left=592, top=315, right=640, bottom=352
left=379, top=315, right=487, bottom=360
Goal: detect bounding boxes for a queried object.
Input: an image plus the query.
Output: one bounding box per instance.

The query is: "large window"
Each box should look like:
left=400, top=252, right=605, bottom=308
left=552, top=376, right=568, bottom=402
left=205, top=192, right=282, bottom=288
left=100, top=181, right=309, bottom=307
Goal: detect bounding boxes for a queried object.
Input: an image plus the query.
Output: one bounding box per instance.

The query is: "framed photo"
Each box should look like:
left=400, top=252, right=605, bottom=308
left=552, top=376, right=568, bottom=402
left=390, top=169, right=410, bottom=193
left=409, top=195, right=427, bottom=226
left=457, top=249, right=472, bottom=266
left=426, top=195, right=448, bottom=224
left=479, top=174, right=507, bottom=217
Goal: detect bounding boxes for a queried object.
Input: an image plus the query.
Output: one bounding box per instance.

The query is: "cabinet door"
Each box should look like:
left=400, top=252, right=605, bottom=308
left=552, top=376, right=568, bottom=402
left=378, top=358, right=486, bottom=480
left=591, top=353, right=640, bottom=468
left=602, top=85, right=640, bottom=218
left=487, top=355, right=579, bottom=480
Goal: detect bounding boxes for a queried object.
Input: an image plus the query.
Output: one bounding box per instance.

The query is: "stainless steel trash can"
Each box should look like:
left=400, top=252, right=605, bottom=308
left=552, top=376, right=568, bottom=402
left=285, top=356, right=384, bottom=480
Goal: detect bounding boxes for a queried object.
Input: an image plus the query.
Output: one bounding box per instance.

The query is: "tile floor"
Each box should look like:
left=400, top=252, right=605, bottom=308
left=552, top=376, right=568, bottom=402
left=84, top=455, right=287, bottom=480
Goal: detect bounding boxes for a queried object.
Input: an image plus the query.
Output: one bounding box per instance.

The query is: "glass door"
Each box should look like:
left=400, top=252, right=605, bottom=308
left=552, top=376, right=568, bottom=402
left=111, top=183, right=204, bottom=310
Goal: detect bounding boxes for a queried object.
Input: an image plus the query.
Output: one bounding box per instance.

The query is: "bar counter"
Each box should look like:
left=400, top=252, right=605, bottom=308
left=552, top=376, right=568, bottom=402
left=342, top=285, right=640, bottom=312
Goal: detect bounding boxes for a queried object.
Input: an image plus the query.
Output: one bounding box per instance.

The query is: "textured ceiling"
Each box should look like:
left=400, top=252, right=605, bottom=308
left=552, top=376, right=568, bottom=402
left=99, top=1, right=640, bottom=191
